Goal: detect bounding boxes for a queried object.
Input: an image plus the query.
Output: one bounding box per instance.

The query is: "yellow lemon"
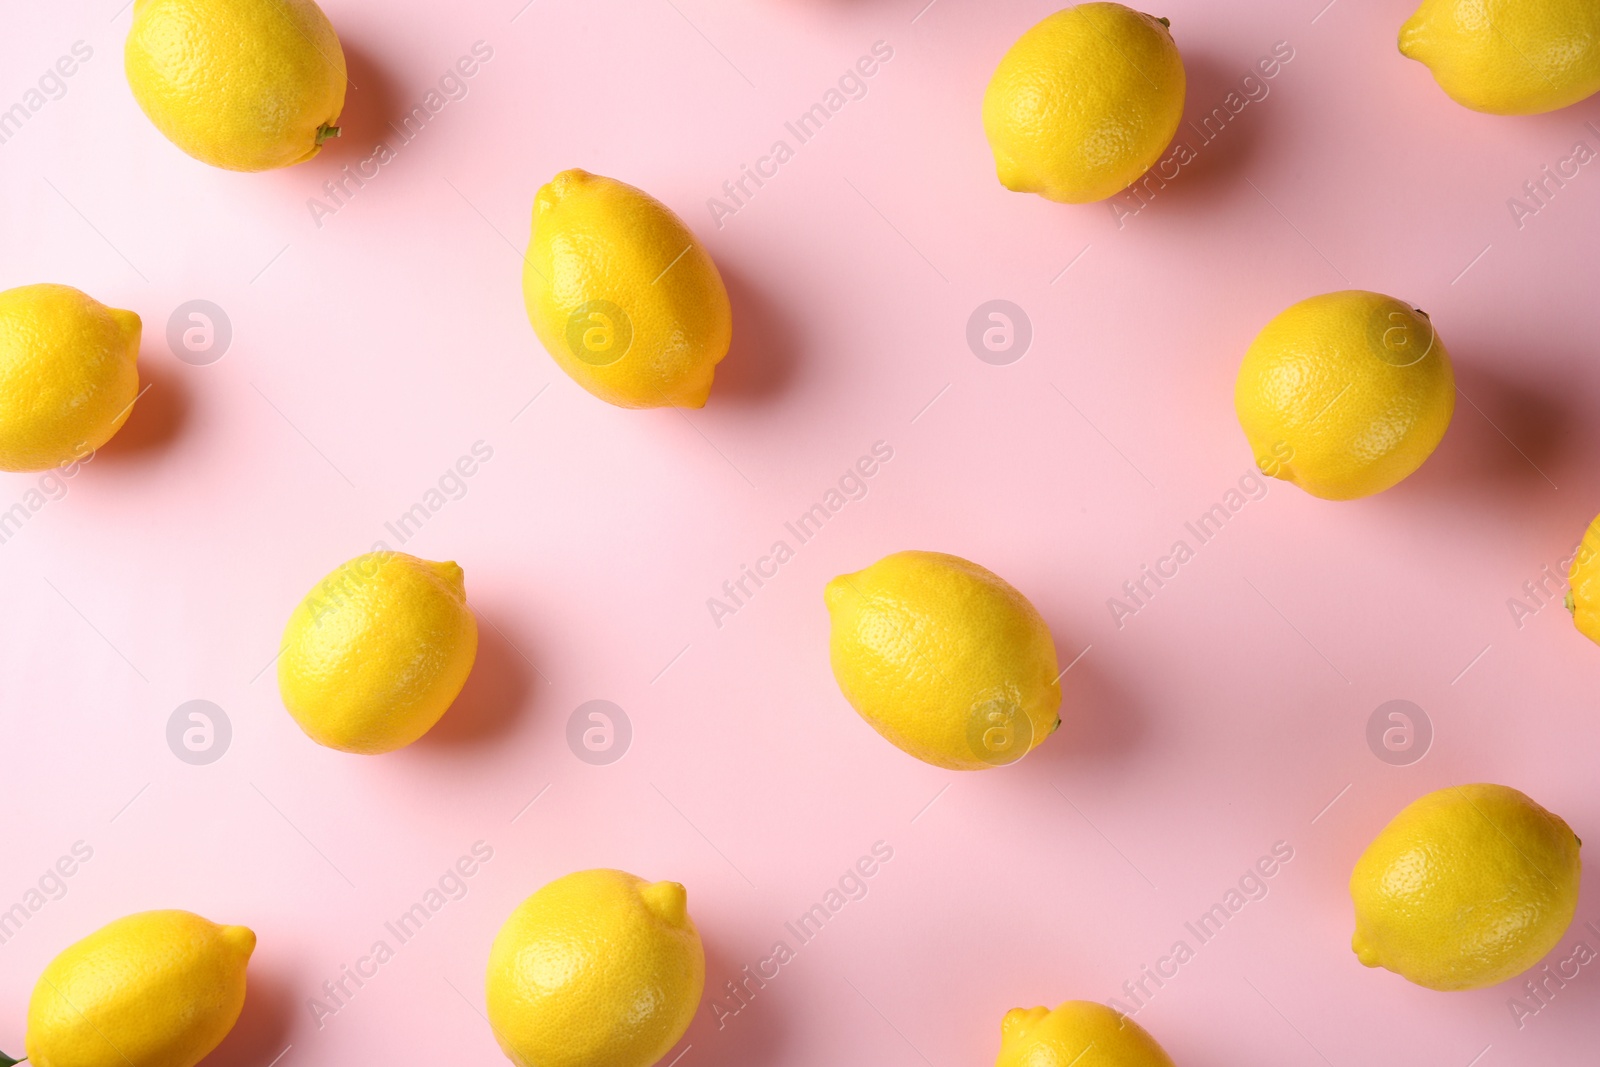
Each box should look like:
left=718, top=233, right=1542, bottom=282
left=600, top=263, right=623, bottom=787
left=1565, top=511, right=1600, bottom=643
left=1350, top=784, right=1582, bottom=991
left=825, top=550, right=1061, bottom=770
left=278, top=551, right=478, bottom=754
left=983, top=3, right=1186, bottom=203
left=126, top=0, right=347, bottom=171
left=523, top=169, right=732, bottom=409
left=486, top=869, right=704, bottom=1067
left=25, top=910, right=254, bottom=1067
left=1235, top=290, right=1455, bottom=500
left=0, top=284, right=140, bottom=473
left=1400, top=0, right=1600, bottom=115
left=996, top=1001, right=1176, bottom=1067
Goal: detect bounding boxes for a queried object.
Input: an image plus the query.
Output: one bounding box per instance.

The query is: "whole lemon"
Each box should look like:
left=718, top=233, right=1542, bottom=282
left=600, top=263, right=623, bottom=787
left=0, top=284, right=140, bottom=473
left=1350, top=784, right=1582, bottom=991
left=996, top=1001, right=1175, bottom=1067
left=1400, top=0, right=1600, bottom=115
left=1235, top=290, right=1455, bottom=500
left=1565, top=511, right=1600, bottom=643
left=486, top=869, right=704, bottom=1067
left=278, top=551, right=478, bottom=754
left=983, top=3, right=1186, bottom=203
left=825, top=551, right=1062, bottom=770
left=523, top=169, right=732, bottom=409
left=126, top=0, right=347, bottom=171
left=26, top=910, right=254, bottom=1067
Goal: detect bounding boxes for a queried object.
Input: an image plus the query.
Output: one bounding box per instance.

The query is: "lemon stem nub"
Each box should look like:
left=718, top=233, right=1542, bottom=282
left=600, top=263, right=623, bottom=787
left=1157, top=16, right=1170, bottom=26
left=1566, top=591, right=1577, bottom=615
left=316, top=124, right=341, bottom=145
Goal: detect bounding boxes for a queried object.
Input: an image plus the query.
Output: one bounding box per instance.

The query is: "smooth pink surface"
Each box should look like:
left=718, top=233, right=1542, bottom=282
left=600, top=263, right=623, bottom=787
left=3, top=1, right=1600, bottom=1064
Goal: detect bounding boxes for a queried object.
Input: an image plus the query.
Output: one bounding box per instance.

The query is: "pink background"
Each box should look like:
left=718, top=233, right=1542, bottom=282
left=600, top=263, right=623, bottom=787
left=4, top=0, right=1600, bottom=1064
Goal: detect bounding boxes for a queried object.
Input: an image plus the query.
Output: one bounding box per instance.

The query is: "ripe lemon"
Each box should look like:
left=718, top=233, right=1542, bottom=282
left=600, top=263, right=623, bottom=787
left=825, top=550, right=1062, bottom=771
left=1400, top=0, right=1600, bottom=115
left=126, top=0, right=347, bottom=171
left=996, top=1001, right=1175, bottom=1067
left=0, top=284, right=140, bottom=473
left=1566, top=511, right=1600, bottom=643
left=486, top=869, right=704, bottom=1067
left=523, top=169, right=732, bottom=409
left=1235, top=290, right=1455, bottom=500
left=1350, top=784, right=1582, bottom=990
left=25, top=910, right=254, bottom=1067
left=983, top=3, right=1186, bottom=203
left=278, top=551, right=478, bottom=754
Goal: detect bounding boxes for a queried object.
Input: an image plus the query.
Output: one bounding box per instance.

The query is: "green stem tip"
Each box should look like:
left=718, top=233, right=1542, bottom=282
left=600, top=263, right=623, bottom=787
left=1566, top=591, right=1577, bottom=615
left=0, top=1050, right=26, bottom=1066
left=316, top=124, right=342, bottom=145
left=1157, top=16, right=1170, bottom=27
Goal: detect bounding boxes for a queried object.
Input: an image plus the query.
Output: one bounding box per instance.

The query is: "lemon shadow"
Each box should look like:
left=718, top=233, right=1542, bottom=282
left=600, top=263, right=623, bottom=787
left=416, top=605, right=538, bottom=749
left=1392, top=357, right=1574, bottom=511
left=675, top=929, right=790, bottom=1065
left=1114, top=51, right=1276, bottom=219
left=95, top=357, right=189, bottom=466
left=201, top=961, right=295, bottom=1067
left=707, top=262, right=803, bottom=406
left=1017, top=649, right=1149, bottom=781
left=302, top=39, right=407, bottom=173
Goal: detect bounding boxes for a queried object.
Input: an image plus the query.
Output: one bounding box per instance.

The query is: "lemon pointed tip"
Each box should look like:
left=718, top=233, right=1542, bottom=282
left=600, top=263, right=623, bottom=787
left=221, top=924, right=257, bottom=960
left=640, top=880, right=689, bottom=927
left=1000, top=1005, right=1047, bottom=1044
left=1398, top=15, right=1426, bottom=58
left=429, top=560, right=466, bottom=589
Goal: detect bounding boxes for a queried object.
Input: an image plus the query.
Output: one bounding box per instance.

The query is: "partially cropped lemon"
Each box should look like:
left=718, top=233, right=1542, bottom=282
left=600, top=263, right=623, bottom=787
left=1351, top=784, right=1582, bottom=990
left=1235, top=290, right=1455, bottom=500
left=1400, top=0, right=1600, bottom=115
left=126, top=0, right=347, bottom=170
left=1566, top=511, right=1600, bottom=644
left=825, top=551, right=1061, bottom=770
left=486, top=869, right=704, bottom=1067
left=0, top=284, right=140, bottom=473
left=523, top=169, right=732, bottom=409
left=983, top=3, right=1186, bottom=203
left=278, top=551, right=478, bottom=753
left=26, top=910, right=254, bottom=1067
left=996, top=1001, right=1175, bottom=1067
